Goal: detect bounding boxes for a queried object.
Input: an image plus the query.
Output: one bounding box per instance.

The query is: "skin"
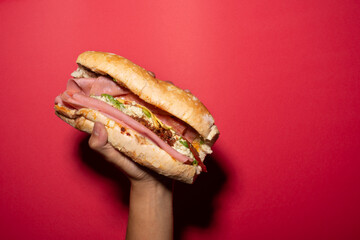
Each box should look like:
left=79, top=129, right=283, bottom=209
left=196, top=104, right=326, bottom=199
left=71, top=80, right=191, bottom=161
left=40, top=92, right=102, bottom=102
left=88, top=122, right=174, bottom=240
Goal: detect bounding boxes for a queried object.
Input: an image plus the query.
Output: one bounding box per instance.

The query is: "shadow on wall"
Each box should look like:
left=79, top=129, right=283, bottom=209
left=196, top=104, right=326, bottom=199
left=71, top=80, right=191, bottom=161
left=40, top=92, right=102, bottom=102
left=78, top=136, right=131, bottom=205
left=77, top=135, right=230, bottom=239
left=173, top=149, right=229, bottom=240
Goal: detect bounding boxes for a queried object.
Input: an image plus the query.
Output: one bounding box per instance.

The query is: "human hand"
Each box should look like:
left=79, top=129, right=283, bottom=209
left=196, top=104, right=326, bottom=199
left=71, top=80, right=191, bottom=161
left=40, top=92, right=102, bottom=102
left=88, top=122, right=170, bottom=187
left=89, top=122, right=174, bottom=240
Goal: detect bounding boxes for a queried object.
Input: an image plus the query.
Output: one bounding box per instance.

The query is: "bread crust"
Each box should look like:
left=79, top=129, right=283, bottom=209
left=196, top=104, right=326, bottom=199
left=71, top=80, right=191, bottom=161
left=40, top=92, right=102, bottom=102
left=55, top=104, right=197, bottom=184
left=76, top=51, right=219, bottom=141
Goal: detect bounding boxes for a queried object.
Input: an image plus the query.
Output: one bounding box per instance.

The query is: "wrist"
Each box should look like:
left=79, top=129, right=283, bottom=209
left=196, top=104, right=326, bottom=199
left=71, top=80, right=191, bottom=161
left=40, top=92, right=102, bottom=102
left=130, top=179, right=173, bottom=196
left=127, top=178, right=174, bottom=240
left=130, top=176, right=173, bottom=193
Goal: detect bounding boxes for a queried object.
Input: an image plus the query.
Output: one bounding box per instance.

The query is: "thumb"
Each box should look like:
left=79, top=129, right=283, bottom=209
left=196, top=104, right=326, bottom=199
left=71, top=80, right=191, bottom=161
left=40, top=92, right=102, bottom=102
left=88, top=122, right=140, bottom=176
left=89, top=122, right=108, bottom=148
left=88, top=122, right=118, bottom=160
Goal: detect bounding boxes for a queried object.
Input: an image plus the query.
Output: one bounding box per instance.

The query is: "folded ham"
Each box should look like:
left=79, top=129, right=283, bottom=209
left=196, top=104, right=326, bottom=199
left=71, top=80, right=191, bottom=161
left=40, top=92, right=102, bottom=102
left=55, top=76, right=198, bottom=164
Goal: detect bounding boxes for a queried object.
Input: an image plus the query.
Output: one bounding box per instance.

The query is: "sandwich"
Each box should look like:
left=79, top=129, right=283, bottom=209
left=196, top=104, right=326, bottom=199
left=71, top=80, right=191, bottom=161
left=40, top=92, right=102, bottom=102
left=54, top=51, right=219, bottom=183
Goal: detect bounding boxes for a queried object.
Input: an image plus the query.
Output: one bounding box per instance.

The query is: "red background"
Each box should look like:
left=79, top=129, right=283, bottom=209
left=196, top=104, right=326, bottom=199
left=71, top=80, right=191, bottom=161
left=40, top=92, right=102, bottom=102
left=1, top=0, right=360, bottom=239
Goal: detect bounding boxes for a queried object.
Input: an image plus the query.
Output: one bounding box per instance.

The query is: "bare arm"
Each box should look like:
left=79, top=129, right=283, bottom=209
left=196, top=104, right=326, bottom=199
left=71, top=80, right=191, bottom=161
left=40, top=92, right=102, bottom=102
left=89, top=122, right=173, bottom=240
left=127, top=180, right=173, bottom=240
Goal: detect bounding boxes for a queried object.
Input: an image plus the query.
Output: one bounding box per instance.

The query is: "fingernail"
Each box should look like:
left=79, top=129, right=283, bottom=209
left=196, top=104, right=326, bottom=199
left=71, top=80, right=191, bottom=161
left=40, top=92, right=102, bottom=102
left=93, top=122, right=100, bottom=136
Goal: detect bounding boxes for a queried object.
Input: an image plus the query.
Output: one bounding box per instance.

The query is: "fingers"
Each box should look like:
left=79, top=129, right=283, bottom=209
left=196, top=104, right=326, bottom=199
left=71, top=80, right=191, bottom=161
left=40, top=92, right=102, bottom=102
left=89, top=122, right=108, bottom=148
left=89, top=122, right=124, bottom=163
left=88, top=122, right=140, bottom=176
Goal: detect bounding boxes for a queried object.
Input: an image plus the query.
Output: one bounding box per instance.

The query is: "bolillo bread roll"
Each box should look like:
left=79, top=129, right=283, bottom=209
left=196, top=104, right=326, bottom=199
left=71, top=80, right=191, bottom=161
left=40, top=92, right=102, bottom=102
left=55, top=51, right=219, bottom=183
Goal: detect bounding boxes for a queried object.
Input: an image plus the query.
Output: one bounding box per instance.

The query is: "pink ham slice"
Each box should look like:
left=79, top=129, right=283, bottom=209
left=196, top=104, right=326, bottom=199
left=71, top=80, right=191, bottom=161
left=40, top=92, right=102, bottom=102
left=55, top=76, right=195, bottom=164
left=67, top=76, right=129, bottom=96
left=183, top=127, right=198, bottom=142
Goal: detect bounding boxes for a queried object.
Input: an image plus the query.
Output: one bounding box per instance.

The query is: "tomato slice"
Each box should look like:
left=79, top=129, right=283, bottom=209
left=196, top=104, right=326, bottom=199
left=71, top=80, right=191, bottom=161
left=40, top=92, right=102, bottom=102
left=187, top=139, right=207, bottom=172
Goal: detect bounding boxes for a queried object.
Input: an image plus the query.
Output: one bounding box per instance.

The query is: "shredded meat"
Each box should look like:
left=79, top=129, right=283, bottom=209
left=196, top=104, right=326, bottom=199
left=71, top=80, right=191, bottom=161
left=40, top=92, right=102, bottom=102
left=132, top=116, right=177, bottom=146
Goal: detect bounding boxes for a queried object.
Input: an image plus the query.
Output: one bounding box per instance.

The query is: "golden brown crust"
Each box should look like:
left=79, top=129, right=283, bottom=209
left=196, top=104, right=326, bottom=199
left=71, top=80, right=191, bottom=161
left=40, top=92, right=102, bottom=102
left=55, top=105, right=197, bottom=184
left=76, top=51, right=219, bottom=141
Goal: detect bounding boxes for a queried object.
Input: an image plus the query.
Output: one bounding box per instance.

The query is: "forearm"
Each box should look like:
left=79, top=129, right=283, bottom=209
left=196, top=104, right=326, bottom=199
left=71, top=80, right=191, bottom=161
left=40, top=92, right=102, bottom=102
left=126, top=180, right=173, bottom=240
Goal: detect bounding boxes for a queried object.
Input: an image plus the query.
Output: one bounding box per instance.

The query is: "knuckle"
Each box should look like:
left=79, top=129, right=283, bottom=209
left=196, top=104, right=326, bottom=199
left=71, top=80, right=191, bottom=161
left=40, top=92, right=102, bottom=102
left=88, top=137, right=101, bottom=150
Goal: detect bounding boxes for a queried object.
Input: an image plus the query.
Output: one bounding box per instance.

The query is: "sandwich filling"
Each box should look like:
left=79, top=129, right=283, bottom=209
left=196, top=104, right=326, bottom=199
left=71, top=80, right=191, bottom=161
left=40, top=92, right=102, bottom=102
left=55, top=72, right=210, bottom=171
left=92, top=94, right=201, bottom=164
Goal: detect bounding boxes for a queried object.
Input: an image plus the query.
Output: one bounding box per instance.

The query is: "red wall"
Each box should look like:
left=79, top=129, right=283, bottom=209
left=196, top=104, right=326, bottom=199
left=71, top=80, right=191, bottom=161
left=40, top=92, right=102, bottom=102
left=1, top=0, right=360, bottom=239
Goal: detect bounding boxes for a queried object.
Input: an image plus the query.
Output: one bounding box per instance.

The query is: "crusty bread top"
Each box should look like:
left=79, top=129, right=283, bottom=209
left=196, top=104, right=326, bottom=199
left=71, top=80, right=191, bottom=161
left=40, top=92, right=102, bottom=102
left=76, top=51, right=219, bottom=141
